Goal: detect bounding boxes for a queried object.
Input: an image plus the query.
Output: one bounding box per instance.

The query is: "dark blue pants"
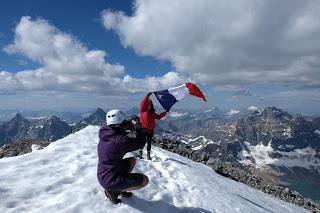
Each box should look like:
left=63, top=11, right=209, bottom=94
left=145, top=131, right=154, bottom=152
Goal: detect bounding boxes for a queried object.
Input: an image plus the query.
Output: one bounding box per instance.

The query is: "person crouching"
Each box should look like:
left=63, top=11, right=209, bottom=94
left=97, top=109, right=149, bottom=204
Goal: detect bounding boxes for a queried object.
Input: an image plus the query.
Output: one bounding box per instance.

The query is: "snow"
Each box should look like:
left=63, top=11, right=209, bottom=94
left=227, top=109, right=240, bottom=115
left=239, top=141, right=276, bottom=167
left=179, top=135, right=217, bottom=150
left=239, top=142, right=320, bottom=173
left=204, top=108, right=217, bottom=113
left=272, top=147, right=320, bottom=173
left=192, top=145, right=203, bottom=150
left=315, top=130, right=320, bottom=136
left=31, top=144, right=41, bottom=152
left=0, top=126, right=307, bottom=213
left=26, top=116, right=47, bottom=120
left=283, top=127, right=293, bottom=138
left=169, top=111, right=188, bottom=117
left=248, top=106, right=259, bottom=111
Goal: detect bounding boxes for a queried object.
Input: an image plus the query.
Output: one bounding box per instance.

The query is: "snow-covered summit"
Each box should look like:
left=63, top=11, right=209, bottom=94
left=0, top=126, right=307, bottom=213
left=248, top=106, right=259, bottom=111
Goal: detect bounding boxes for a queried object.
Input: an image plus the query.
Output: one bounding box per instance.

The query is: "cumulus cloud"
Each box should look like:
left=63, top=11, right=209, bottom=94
left=1, top=16, right=184, bottom=95
left=102, top=0, right=320, bottom=90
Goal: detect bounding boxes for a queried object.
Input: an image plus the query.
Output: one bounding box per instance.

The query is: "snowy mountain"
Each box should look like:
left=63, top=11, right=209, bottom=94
left=227, top=109, right=240, bottom=116
left=236, top=107, right=320, bottom=164
left=0, top=114, right=71, bottom=145
left=0, top=126, right=307, bottom=213
left=72, top=108, right=106, bottom=132
left=248, top=106, right=260, bottom=112
left=157, top=106, right=320, bottom=201
left=0, top=109, right=106, bottom=146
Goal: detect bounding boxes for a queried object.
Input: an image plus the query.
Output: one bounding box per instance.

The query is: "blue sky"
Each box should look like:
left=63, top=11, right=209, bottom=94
left=0, top=0, right=171, bottom=77
left=0, top=0, right=320, bottom=114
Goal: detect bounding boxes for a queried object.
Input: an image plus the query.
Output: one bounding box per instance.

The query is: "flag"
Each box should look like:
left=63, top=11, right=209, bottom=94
left=153, top=82, right=206, bottom=112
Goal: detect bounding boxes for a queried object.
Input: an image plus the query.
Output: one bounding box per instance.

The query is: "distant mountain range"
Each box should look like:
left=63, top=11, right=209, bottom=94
left=0, top=109, right=86, bottom=124
left=153, top=106, right=320, bottom=201
left=0, top=108, right=107, bottom=146
left=0, top=114, right=71, bottom=145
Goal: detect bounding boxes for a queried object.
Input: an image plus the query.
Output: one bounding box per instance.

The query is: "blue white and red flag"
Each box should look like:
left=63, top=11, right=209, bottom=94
left=153, top=82, right=206, bottom=112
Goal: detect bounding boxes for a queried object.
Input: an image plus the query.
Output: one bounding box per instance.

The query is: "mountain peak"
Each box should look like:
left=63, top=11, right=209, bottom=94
left=248, top=106, right=259, bottom=111
left=83, top=108, right=106, bottom=125
left=11, top=113, right=28, bottom=123
left=262, top=107, right=292, bottom=120
left=94, top=108, right=105, bottom=114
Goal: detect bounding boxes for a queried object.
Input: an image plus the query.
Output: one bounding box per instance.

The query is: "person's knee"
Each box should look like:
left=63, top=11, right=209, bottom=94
left=129, top=157, right=136, bottom=167
left=142, top=175, right=149, bottom=187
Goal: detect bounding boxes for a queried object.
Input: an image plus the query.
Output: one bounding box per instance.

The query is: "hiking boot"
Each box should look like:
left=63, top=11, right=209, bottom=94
left=147, top=152, right=151, bottom=160
left=121, top=191, right=133, bottom=198
left=105, top=190, right=121, bottom=204
left=138, top=150, right=143, bottom=159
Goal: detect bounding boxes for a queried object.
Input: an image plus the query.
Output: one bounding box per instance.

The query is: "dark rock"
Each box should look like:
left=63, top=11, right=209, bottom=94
left=0, top=114, right=71, bottom=146
left=0, top=139, right=50, bottom=158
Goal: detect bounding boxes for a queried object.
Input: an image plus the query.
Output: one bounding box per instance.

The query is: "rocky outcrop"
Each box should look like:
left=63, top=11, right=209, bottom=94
left=0, top=114, right=30, bottom=145
left=236, top=107, right=320, bottom=152
left=0, top=139, right=50, bottom=158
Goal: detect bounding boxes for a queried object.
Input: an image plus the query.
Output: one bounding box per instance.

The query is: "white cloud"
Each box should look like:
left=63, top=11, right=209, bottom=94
left=102, top=0, right=320, bottom=90
left=1, top=16, right=184, bottom=95
left=123, top=71, right=186, bottom=92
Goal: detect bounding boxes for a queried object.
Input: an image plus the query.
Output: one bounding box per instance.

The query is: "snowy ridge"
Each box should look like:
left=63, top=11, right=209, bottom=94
left=204, top=108, right=217, bottom=113
left=227, top=109, right=240, bottom=116
left=169, top=111, right=188, bottom=117
left=178, top=135, right=217, bottom=150
left=248, top=106, right=259, bottom=111
left=0, top=126, right=307, bottom=213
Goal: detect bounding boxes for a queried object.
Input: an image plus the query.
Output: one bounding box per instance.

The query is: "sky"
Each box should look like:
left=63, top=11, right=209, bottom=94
left=0, top=0, right=319, bottom=114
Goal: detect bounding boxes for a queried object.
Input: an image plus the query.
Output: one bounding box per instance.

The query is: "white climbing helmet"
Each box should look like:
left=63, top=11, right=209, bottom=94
left=106, top=109, right=127, bottom=126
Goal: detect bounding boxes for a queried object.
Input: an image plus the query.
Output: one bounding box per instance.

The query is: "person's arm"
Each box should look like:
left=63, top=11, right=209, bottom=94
left=118, top=123, right=146, bottom=152
left=118, top=130, right=147, bottom=153
left=154, top=111, right=167, bottom=120
left=140, top=93, right=151, bottom=112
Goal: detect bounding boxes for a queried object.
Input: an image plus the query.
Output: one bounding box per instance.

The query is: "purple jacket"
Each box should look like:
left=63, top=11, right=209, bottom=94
left=97, top=124, right=146, bottom=189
